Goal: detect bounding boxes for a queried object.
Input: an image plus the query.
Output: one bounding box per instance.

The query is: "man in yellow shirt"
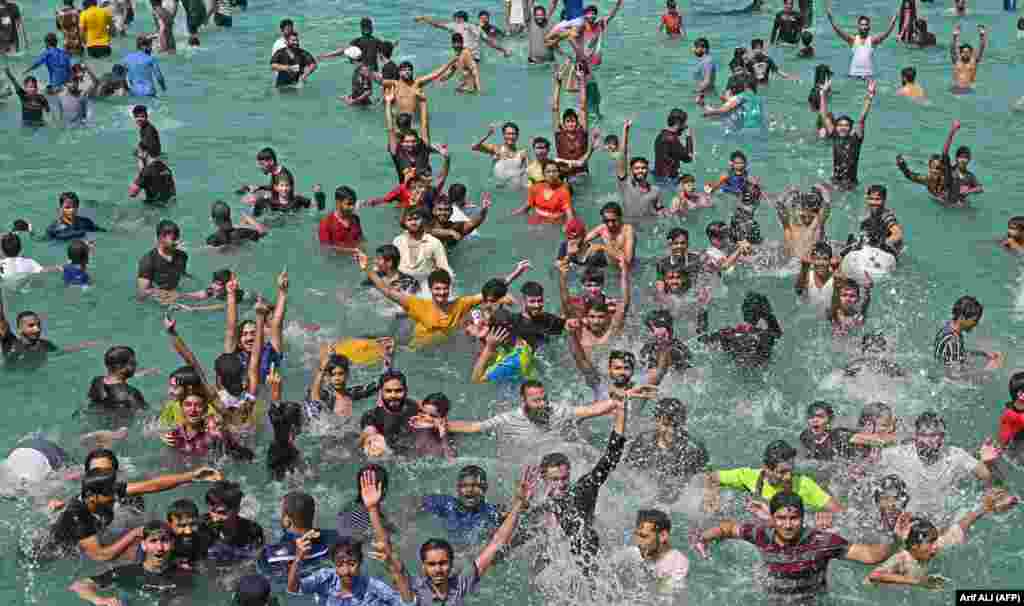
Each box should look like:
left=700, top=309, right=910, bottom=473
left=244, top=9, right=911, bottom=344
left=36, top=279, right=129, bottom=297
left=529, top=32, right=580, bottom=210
left=703, top=439, right=843, bottom=528
left=79, top=0, right=113, bottom=58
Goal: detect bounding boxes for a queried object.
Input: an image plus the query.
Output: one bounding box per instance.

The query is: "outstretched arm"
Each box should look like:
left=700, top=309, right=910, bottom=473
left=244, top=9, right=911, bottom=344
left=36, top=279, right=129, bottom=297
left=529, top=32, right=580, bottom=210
left=872, top=14, right=899, bottom=45
left=415, top=57, right=457, bottom=87
left=943, top=119, right=960, bottom=158
left=827, top=10, right=854, bottom=44
left=356, top=250, right=410, bottom=307
left=976, top=26, right=988, bottom=63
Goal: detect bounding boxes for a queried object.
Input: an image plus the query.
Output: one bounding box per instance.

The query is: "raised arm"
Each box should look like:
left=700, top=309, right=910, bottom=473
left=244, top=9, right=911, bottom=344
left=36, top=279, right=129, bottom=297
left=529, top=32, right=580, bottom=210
left=249, top=298, right=270, bottom=394
left=472, top=125, right=500, bottom=157
left=556, top=257, right=573, bottom=316
left=475, top=466, right=537, bottom=576
left=567, top=323, right=599, bottom=381
left=551, top=71, right=563, bottom=133
left=826, top=9, right=854, bottom=45
left=871, top=14, right=899, bottom=45
left=224, top=276, right=240, bottom=353
left=269, top=270, right=288, bottom=354
left=976, top=26, right=987, bottom=63
left=819, top=78, right=835, bottom=135
left=942, top=119, right=960, bottom=158
left=895, top=154, right=927, bottom=185
left=361, top=469, right=415, bottom=603
left=356, top=250, right=410, bottom=306
left=856, top=80, right=876, bottom=137
left=616, top=119, right=630, bottom=180
left=164, top=316, right=215, bottom=398
left=607, top=258, right=631, bottom=337
left=950, top=24, right=961, bottom=65
left=384, top=90, right=398, bottom=154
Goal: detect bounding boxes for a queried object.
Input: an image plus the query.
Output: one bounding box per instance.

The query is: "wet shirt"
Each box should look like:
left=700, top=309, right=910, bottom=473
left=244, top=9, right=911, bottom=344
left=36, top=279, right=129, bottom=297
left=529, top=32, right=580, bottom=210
left=511, top=312, right=565, bottom=350
left=718, top=467, right=832, bottom=510
left=139, top=122, right=161, bottom=156
left=737, top=523, right=850, bottom=600
left=933, top=321, right=965, bottom=368
left=638, top=338, right=692, bottom=372
left=410, top=562, right=480, bottom=606
left=0, top=2, right=22, bottom=45
left=1, top=333, right=58, bottom=364
left=879, top=444, right=979, bottom=516
left=360, top=399, right=418, bottom=445
left=351, top=68, right=373, bottom=101
left=653, top=128, right=693, bottom=179
left=137, top=247, right=188, bottom=290
left=617, top=176, right=662, bottom=217
left=201, top=514, right=265, bottom=562
left=124, top=51, right=164, bottom=96
left=50, top=496, right=112, bottom=551
left=206, top=227, right=263, bottom=247
left=858, top=208, right=900, bottom=253
left=772, top=10, right=803, bottom=44
left=476, top=404, right=576, bottom=444
left=421, top=495, right=502, bottom=544
left=87, top=376, right=148, bottom=410
left=799, top=427, right=860, bottom=461
left=349, top=34, right=384, bottom=71
left=297, top=572, right=413, bottom=606
left=829, top=132, right=863, bottom=188
left=625, top=430, right=709, bottom=487
left=745, top=52, right=778, bottom=84
left=270, top=46, right=316, bottom=87
left=136, top=160, right=176, bottom=204
left=692, top=55, right=717, bottom=89
left=90, top=564, right=194, bottom=596
left=258, top=528, right=340, bottom=579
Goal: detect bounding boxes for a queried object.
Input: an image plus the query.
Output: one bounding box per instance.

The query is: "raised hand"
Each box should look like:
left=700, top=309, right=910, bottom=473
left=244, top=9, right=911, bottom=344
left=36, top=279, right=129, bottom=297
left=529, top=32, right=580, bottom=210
left=625, top=384, right=659, bottom=399
left=485, top=326, right=510, bottom=347
left=360, top=468, right=384, bottom=509
left=277, top=269, right=289, bottom=292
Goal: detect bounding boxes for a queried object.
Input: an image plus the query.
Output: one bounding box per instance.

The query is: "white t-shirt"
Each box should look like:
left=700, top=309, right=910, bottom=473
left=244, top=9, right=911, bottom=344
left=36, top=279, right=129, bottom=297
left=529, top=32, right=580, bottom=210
left=477, top=405, right=575, bottom=444
left=449, top=22, right=483, bottom=60
left=880, top=444, right=979, bottom=516
left=616, top=546, right=689, bottom=592
left=1, top=257, right=44, bottom=277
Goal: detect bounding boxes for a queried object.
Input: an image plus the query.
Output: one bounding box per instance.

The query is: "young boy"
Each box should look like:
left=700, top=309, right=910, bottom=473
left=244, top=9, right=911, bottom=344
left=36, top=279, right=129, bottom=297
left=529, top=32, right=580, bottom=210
left=1000, top=216, right=1024, bottom=253
left=703, top=221, right=750, bottom=275
left=603, top=133, right=621, bottom=176
left=896, top=66, right=925, bottom=99
left=1, top=232, right=59, bottom=277
left=5, top=67, right=50, bottom=126
left=670, top=174, right=712, bottom=214
left=63, top=239, right=92, bottom=286
left=797, top=31, right=814, bottom=58
left=706, top=150, right=753, bottom=195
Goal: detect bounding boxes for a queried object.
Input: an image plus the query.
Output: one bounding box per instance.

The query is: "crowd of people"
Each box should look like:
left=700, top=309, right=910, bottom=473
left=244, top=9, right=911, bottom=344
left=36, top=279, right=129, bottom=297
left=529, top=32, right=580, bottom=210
left=1, top=0, right=1023, bottom=604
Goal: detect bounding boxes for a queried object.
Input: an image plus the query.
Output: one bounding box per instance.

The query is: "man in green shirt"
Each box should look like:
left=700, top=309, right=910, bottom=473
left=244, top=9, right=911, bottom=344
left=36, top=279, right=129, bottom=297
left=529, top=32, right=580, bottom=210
left=703, top=439, right=842, bottom=527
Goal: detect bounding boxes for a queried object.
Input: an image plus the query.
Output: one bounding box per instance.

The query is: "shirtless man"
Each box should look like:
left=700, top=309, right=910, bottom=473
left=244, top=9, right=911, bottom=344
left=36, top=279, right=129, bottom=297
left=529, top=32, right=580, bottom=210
left=775, top=185, right=830, bottom=260
left=896, top=66, right=925, bottom=100
left=560, top=255, right=630, bottom=359
left=584, top=202, right=635, bottom=267
left=1001, top=217, right=1024, bottom=254
left=381, top=58, right=457, bottom=145
left=950, top=24, right=986, bottom=93
left=440, top=33, right=480, bottom=94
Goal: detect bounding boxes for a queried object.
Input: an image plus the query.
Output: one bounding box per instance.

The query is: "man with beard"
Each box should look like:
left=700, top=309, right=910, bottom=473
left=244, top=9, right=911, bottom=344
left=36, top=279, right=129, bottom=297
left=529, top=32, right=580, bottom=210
left=699, top=292, right=782, bottom=368
left=420, top=466, right=503, bottom=545
left=511, top=281, right=565, bottom=350
left=163, top=499, right=212, bottom=568
left=827, top=10, right=898, bottom=79
left=695, top=492, right=891, bottom=601
left=585, top=202, right=636, bottom=268
left=447, top=379, right=625, bottom=446
left=49, top=469, right=145, bottom=561
left=270, top=31, right=318, bottom=89
left=624, top=398, right=708, bottom=501
left=776, top=185, right=830, bottom=261
left=638, top=311, right=696, bottom=385
left=691, top=37, right=716, bottom=104
left=427, top=190, right=490, bottom=251
left=202, top=481, right=265, bottom=562
left=770, top=0, right=803, bottom=45
left=357, top=370, right=418, bottom=456
left=615, top=120, right=664, bottom=217
left=561, top=255, right=631, bottom=359
left=879, top=412, right=1003, bottom=520
left=526, top=0, right=556, bottom=64
left=703, top=439, right=842, bottom=528
left=568, top=343, right=660, bottom=403
left=614, top=509, right=689, bottom=593
left=513, top=392, right=628, bottom=571
left=818, top=77, right=876, bottom=191
left=69, top=521, right=193, bottom=605
left=932, top=295, right=1003, bottom=380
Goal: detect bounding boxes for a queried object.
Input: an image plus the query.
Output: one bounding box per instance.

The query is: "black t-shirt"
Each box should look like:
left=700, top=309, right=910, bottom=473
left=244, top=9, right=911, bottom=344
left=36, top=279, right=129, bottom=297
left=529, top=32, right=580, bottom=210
left=206, top=227, right=263, bottom=247
left=15, top=87, right=49, bottom=124
left=50, top=496, right=112, bottom=551
left=88, top=376, right=148, bottom=410
left=624, top=430, right=709, bottom=489
left=0, top=3, right=22, bottom=45
left=556, top=240, right=608, bottom=270
left=1, top=332, right=58, bottom=364
left=391, top=143, right=432, bottom=182
left=270, top=46, right=316, bottom=87
left=351, top=68, right=373, bottom=100
left=360, top=399, right=417, bottom=444
left=653, top=128, right=693, bottom=179
left=512, top=312, right=566, bottom=350
left=253, top=194, right=311, bottom=216
left=137, top=160, right=176, bottom=204
left=350, top=34, right=383, bottom=71
left=90, top=563, right=194, bottom=596
left=202, top=514, right=265, bottom=561
left=773, top=10, right=803, bottom=44
left=830, top=132, right=863, bottom=188
left=139, top=122, right=161, bottom=156
left=138, top=247, right=189, bottom=290
left=799, top=427, right=862, bottom=461
left=746, top=52, right=778, bottom=84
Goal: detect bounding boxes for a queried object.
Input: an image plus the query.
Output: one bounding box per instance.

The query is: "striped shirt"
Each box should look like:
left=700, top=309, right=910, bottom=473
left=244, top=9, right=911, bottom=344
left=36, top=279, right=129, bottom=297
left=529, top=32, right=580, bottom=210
left=933, top=321, right=965, bottom=367
left=476, top=405, right=576, bottom=444
left=737, top=523, right=849, bottom=600
left=410, top=562, right=480, bottom=606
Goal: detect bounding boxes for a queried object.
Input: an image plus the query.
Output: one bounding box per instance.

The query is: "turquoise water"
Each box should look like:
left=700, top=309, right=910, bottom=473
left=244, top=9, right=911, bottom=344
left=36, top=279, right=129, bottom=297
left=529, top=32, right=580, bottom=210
left=2, top=0, right=1024, bottom=604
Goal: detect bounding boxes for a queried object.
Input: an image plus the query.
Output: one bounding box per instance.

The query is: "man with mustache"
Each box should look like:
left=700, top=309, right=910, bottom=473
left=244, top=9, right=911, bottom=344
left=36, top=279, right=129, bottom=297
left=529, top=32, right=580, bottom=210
left=526, top=0, right=556, bottom=63
left=420, top=465, right=504, bottom=545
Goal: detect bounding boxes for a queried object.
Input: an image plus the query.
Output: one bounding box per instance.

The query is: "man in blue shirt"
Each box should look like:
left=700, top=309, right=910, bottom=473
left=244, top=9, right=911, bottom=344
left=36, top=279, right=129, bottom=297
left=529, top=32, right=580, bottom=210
left=27, top=33, right=71, bottom=91
left=288, top=469, right=415, bottom=606
left=258, top=491, right=339, bottom=580
left=46, top=191, right=105, bottom=241
left=692, top=37, right=717, bottom=103
left=123, top=34, right=166, bottom=97
left=420, top=465, right=503, bottom=545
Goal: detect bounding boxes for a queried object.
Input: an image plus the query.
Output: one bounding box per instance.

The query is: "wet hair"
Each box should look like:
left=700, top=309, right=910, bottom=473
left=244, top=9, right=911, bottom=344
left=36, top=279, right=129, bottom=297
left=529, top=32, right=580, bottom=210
left=421, top=393, right=451, bottom=417
left=374, top=244, right=401, bottom=269
left=609, top=350, right=637, bottom=371
left=215, top=353, right=245, bottom=396
left=769, top=491, right=805, bottom=516
left=901, top=66, right=916, bottom=83
left=951, top=295, right=983, bottom=321
left=866, top=184, right=888, bottom=200
left=667, top=108, right=688, bottom=128
left=653, top=398, right=687, bottom=429
left=380, top=40, right=394, bottom=59
left=67, top=240, right=90, bottom=266
left=335, top=186, right=356, bottom=203
left=763, top=440, right=797, bottom=467
left=857, top=14, right=870, bottom=24
left=268, top=401, right=304, bottom=479
left=1, top=233, right=22, bottom=257
left=481, top=278, right=509, bottom=301
left=446, top=183, right=468, bottom=204
left=377, top=368, right=407, bottom=394
left=84, top=448, right=118, bottom=473
left=45, top=32, right=59, bottom=47
left=519, top=379, right=544, bottom=398
left=562, top=108, right=579, bottom=122
left=636, top=509, right=671, bottom=532
left=132, top=104, right=148, bottom=117
left=751, top=38, right=765, bottom=49
left=801, top=31, right=813, bottom=45
left=667, top=227, right=689, bottom=242
left=729, top=150, right=747, bottom=163
left=11, top=220, right=29, bottom=232
left=279, top=19, right=294, bottom=31
left=167, top=498, right=199, bottom=522
left=404, top=206, right=431, bottom=224
left=806, top=401, right=834, bottom=419
left=324, top=354, right=351, bottom=376
left=914, top=411, right=946, bottom=434
left=427, top=269, right=452, bottom=287
left=955, top=146, right=971, bottom=160
left=142, top=520, right=174, bottom=540
left=813, top=64, right=832, bottom=86
left=15, top=310, right=38, bottom=328
left=694, top=37, right=710, bottom=50
left=540, top=452, right=571, bottom=471
left=156, top=219, right=180, bottom=239
left=211, top=200, right=232, bottom=228
left=104, top=346, right=136, bottom=372
left=282, top=491, right=316, bottom=528
left=811, top=241, right=833, bottom=258
left=59, top=191, right=81, bottom=208
left=206, top=480, right=244, bottom=511
left=1008, top=216, right=1024, bottom=230
left=532, top=136, right=551, bottom=150
left=457, top=465, right=488, bottom=488
left=81, top=468, right=117, bottom=498
left=256, top=147, right=277, bottom=163
left=604, top=134, right=619, bottom=146
left=360, top=16, right=373, bottom=32
left=332, top=537, right=364, bottom=563
left=1010, top=371, right=1024, bottom=402
left=356, top=464, right=389, bottom=501
left=398, top=61, right=414, bottom=73
left=629, top=156, right=650, bottom=168
left=520, top=281, right=544, bottom=298
left=905, top=517, right=938, bottom=548
left=419, top=538, right=454, bottom=562
left=706, top=221, right=728, bottom=241
left=873, top=474, right=909, bottom=507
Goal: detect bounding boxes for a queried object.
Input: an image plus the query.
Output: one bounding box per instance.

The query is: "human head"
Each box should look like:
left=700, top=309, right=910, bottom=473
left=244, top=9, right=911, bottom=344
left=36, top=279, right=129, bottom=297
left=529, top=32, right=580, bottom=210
left=322, top=353, right=351, bottom=391
left=452, top=9, right=468, bottom=22
left=402, top=207, right=429, bottom=234
left=813, top=63, right=832, bottom=86
left=268, top=400, right=304, bottom=451
left=286, top=32, right=299, bottom=48
left=644, top=309, right=675, bottom=341
left=858, top=402, right=895, bottom=433
left=1006, top=216, right=1024, bottom=242
left=533, top=3, right=547, bottom=23
left=1009, top=371, right=1024, bottom=404
left=140, top=521, right=175, bottom=564
left=455, top=465, right=488, bottom=510
left=281, top=491, right=315, bottom=530
left=769, top=492, right=805, bottom=543
left=451, top=32, right=464, bottom=52
left=478, top=10, right=491, bottom=26
left=520, top=281, right=546, bottom=319
left=136, top=33, right=152, bottom=51
left=360, top=16, right=373, bottom=35
left=634, top=509, right=672, bottom=561
left=603, top=134, right=619, bottom=152
left=1, top=232, right=22, bottom=258
left=629, top=155, right=650, bottom=182
left=214, top=353, right=246, bottom=397
left=805, top=401, right=833, bottom=434
left=540, top=159, right=562, bottom=185
left=419, top=539, right=454, bottom=587
left=167, top=498, right=200, bottom=551
left=427, top=268, right=452, bottom=305
left=378, top=369, right=408, bottom=413
left=905, top=517, right=941, bottom=562
left=666, top=228, right=689, bottom=261
left=59, top=191, right=81, bottom=222
left=608, top=350, right=636, bottom=387
left=81, top=468, right=117, bottom=514
left=959, top=43, right=974, bottom=62
left=539, top=452, right=571, bottom=496
left=951, top=295, right=983, bottom=330
left=751, top=38, right=765, bottom=51
left=398, top=61, right=415, bottom=82
left=693, top=37, right=709, bottom=57
left=873, top=474, right=909, bottom=529
left=206, top=480, right=244, bottom=525
left=784, top=0, right=794, bottom=9
left=45, top=32, right=59, bottom=48
left=561, top=108, right=579, bottom=130
left=667, top=108, right=688, bottom=130
left=835, top=114, right=854, bottom=137
left=865, top=184, right=887, bottom=212
left=762, top=440, right=797, bottom=488
left=857, top=15, right=871, bottom=36
left=520, top=380, right=548, bottom=413
left=418, top=393, right=451, bottom=426
left=532, top=136, right=551, bottom=159
left=155, top=222, right=181, bottom=256
left=279, top=19, right=294, bottom=36
left=729, top=150, right=747, bottom=174
left=84, top=448, right=118, bottom=474
left=211, top=200, right=232, bottom=230
left=104, top=345, right=137, bottom=379
left=331, top=538, right=364, bottom=580
left=837, top=279, right=861, bottom=311
left=913, top=411, right=947, bottom=463
left=256, top=147, right=278, bottom=175
left=901, top=66, right=916, bottom=85
left=955, top=145, right=971, bottom=168
left=653, top=398, right=688, bottom=441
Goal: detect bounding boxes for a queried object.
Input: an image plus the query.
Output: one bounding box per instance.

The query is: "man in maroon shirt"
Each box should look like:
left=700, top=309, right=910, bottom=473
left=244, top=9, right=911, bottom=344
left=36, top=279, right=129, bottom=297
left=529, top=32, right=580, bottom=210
left=318, top=186, right=364, bottom=253
left=696, top=492, right=892, bottom=601
left=653, top=108, right=694, bottom=190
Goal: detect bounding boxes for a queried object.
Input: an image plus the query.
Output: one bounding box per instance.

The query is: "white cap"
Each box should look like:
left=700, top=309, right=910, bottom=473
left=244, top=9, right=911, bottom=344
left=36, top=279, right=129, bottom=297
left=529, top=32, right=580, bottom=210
left=344, top=46, right=363, bottom=61
left=4, top=448, right=53, bottom=484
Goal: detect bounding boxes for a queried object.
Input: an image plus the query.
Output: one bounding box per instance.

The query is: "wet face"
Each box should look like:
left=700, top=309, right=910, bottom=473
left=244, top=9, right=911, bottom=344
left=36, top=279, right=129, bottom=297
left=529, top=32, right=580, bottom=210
left=584, top=307, right=609, bottom=332
left=811, top=253, right=831, bottom=277
left=634, top=521, right=665, bottom=561
left=240, top=322, right=257, bottom=351
left=479, top=13, right=490, bottom=27
left=542, top=463, right=571, bottom=497
left=399, top=65, right=414, bottom=82
left=533, top=141, right=550, bottom=160
left=959, top=46, right=972, bottom=62
left=876, top=495, right=903, bottom=529
left=693, top=43, right=706, bottom=57
left=764, top=462, right=794, bottom=490
left=669, top=235, right=689, bottom=258
left=142, top=532, right=174, bottom=564
left=336, top=197, right=356, bottom=217
left=334, top=555, right=361, bottom=581
left=602, top=211, right=622, bottom=233
left=502, top=126, right=519, bottom=146
left=865, top=190, right=885, bottom=212
left=170, top=514, right=199, bottom=553
left=452, top=38, right=464, bottom=53
left=807, top=410, right=830, bottom=434
left=839, top=286, right=860, bottom=311
left=258, top=158, right=275, bottom=175
left=286, top=34, right=299, bottom=48
left=857, top=18, right=871, bottom=36
left=88, top=456, right=115, bottom=474
left=665, top=271, right=686, bottom=293
left=374, top=255, right=394, bottom=274
left=456, top=475, right=485, bottom=510
left=430, top=280, right=450, bottom=305
left=563, top=115, right=579, bottom=132
left=17, top=315, right=42, bottom=342
left=799, top=207, right=817, bottom=226
left=328, top=367, right=347, bottom=390
left=914, top=429, right=945, bottom=460
left=423, top=548, right=452, bottom=586
left=608, top=357, right=634, bottom=386
left=523, top=385, right=548, bottom=411
left=544, top=163, right=562, bottom=185
left=61, top=199, right=78, bottom=222
left=274, top=179, right=293, bottom=200
left=908, top=533, right=940, bottom=561
left=182, top=396, right=206, bottom=426
left=524, top=294, right=545, bottom=318
left=133, top=113, right=148, bottom=128
left=380, top=378, right=407, bottom=411
left=24, top=79, right=38, bottom=95
left=533, top=7, right=547, bottom=25
left=631, top=160, right=649, bottom=182
left=730, top=156, right=747, bottom=175
left=158, top=230, right=179, bottom=253
left=771, top=506, right=803, bottom=543
left=784, top=0, right=793, bottom=10
left=404, top=213, right=424, bottom=235
left=836, top=118, right=853, bottom=138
